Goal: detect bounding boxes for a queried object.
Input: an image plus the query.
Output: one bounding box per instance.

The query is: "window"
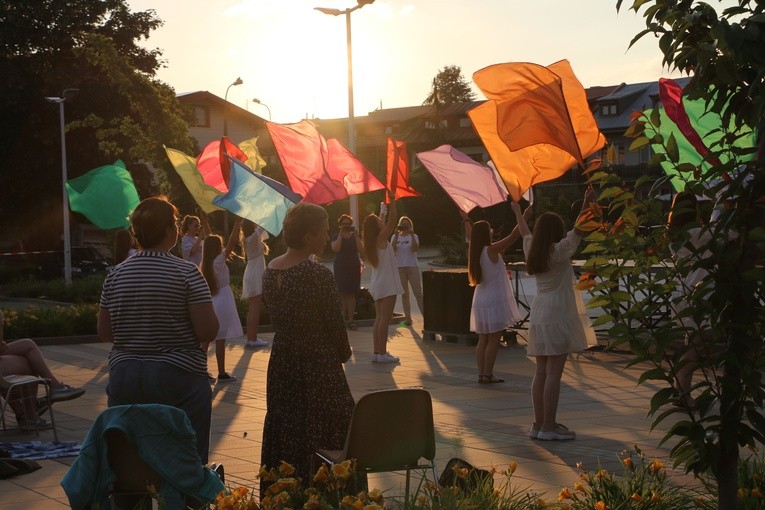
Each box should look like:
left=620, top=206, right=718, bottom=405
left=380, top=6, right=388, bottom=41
left=600, top=103, right=618, bottom=116
left=192, top=105, right=210, bottom=127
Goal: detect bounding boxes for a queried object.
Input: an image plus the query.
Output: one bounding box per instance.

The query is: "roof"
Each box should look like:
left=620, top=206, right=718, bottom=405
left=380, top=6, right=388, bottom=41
left=176, top=91, right=267, bottom=123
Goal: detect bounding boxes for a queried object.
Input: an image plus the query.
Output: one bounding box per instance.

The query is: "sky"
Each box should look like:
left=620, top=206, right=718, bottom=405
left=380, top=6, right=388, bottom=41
left=127, top=0, right=686, bottom=123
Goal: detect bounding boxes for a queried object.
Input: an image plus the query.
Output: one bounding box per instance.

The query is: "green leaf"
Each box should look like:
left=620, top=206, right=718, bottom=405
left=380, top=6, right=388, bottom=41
left=649, top=106, right=661, bottom=128
left=666, top=133, right=679, bottom=162
left=629, top=136, right=650, bottom=151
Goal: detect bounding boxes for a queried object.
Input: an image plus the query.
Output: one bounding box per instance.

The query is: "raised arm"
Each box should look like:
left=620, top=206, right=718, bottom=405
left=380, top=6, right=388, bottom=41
left=223, top=217, right=242, bottom=257
left=378, top=194, right=397, bottom=246
left=491, top=204, right=533, bottom=257
left=459, top=209, right=472, bottom=239
left=511, top=201, right=532, bottom=238
left=573, top=188, right=597, bottom=237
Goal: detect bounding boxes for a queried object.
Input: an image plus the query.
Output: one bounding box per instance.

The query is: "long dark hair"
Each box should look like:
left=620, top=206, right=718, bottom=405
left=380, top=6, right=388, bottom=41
left=362, top=214, right=381, bottom=267
left=201, top=235, right=223, bottom=296
left=526, top=212, right=565, bottom=275
left=468, top=221, right=491, bottom=286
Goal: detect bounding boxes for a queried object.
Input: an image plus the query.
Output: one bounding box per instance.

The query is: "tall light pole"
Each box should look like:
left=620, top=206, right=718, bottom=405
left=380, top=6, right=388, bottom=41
left=252, top=98, right=271, bottom=121
left=315, top=0, right=375, bottom=229
left=223, top=77, right=243, bottom=138
left=45, top=88, right=79, bottom=285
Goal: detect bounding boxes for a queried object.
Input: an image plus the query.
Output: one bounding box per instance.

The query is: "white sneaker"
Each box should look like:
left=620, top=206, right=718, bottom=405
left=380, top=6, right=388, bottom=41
left=377, top=352, right=400, bottom=364
left=370, top=353, right=379, bottom=363
left=245, top=339, right=269, bottom=348
left=537, top=423, right=576, bottom=441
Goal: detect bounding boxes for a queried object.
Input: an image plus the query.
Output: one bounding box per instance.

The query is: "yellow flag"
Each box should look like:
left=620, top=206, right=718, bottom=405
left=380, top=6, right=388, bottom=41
left=238, top=137, right=267, bottom=174
left=164, top=146, right=223, bottom=213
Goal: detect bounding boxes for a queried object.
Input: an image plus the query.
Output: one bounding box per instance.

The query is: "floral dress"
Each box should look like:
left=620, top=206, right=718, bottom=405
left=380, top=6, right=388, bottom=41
left=260, top=260, right=354, bottom=486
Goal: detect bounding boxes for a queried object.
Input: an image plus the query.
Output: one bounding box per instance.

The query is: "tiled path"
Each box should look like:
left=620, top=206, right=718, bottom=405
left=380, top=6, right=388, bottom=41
left=0, top=318, right=697, bottom=509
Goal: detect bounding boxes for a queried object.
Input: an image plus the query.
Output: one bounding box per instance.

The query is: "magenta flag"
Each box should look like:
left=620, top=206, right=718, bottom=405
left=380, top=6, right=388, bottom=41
left=416, top=145, right=508, bottom=213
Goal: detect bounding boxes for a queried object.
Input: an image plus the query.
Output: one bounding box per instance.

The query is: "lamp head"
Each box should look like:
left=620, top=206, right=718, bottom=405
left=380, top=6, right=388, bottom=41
left=252, top=98, right=262, bottom=104
left=62, top=88, right=80, bottom=100
left=232, top=77, right=243, bottom=86
left=315, top=6, right=342, bottom=15
left=358, top=0, right=375, bottom=5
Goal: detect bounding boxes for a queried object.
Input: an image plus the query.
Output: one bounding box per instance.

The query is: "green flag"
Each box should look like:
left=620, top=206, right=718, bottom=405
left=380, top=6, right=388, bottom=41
left=238, top=137, right=267, bottom=174
left=65, top=160, right=140, bottom=229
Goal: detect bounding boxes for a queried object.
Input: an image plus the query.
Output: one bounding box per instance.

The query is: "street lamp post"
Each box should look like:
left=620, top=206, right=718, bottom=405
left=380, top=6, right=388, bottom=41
left=315, top=0, right=375, bottom=229
left=252, top=98, right=272, bottom=121
left=223, top=77, right=243, bottom=138
left=45, top=88, right=79, bottom=285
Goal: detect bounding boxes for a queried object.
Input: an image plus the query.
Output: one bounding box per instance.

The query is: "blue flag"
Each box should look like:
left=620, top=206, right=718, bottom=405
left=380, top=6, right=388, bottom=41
left=213, top=157, right=302, bottom=236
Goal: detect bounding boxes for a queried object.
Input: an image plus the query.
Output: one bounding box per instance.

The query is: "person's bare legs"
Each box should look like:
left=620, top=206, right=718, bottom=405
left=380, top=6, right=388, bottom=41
left=476, top=333, right=489, bottom=378
left=1, top=339, right=59, bottom=385
left=398, top=268, right=412, bottom=323
left=214, top=339, right=226, bottom=376
left=246, top=295, right=262, bottom=341
left=373, top=295, right=397, bottom=354
left=539, top=353, right=568, bottom=431
left=531, top=356, right=548, bottom=429
left=409, top=268, right=424, bottom=317
left=340, top=293, right=356, bottom=324
left=482, top=332, right=503, bottom=380
left=0, top=355, right=39, bottom=419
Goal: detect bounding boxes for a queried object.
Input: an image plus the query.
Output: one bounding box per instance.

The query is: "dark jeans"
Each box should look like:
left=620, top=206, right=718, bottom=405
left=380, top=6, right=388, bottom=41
left=107, top=360, right=212, bottom=464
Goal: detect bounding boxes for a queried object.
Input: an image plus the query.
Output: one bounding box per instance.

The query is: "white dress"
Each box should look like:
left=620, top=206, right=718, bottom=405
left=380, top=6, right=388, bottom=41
left=242, top=227, right=269, bottom=299
left=181, top=235, right=202, bottom=267
left=211, top=253, right=244, bottom=340
left=523, top=231, right=595, bottom=356
left=368, top=243, right=404, bottom=300
left=470, top=247, right=522, bottom=334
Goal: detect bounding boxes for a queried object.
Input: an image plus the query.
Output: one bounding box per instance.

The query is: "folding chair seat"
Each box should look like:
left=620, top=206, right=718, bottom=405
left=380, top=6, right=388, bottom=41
left=0, top=366, right=57, bottom=440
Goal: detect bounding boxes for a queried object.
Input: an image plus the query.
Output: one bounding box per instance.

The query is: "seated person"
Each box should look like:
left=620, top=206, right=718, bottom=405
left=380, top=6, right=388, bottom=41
left=0, top=309, right=85, bottom=430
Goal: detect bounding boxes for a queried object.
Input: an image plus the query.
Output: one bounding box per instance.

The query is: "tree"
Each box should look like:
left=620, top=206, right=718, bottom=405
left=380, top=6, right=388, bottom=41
left=0, top=1, right=196, bottom=250
left=580, top=2, right=765, bottom=508
left=423, top=65, right=475, bottom=106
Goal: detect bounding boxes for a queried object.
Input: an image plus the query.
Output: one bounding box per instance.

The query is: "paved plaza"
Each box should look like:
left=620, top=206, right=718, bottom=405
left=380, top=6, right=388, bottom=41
left=0, top=316, right=696, bottom=509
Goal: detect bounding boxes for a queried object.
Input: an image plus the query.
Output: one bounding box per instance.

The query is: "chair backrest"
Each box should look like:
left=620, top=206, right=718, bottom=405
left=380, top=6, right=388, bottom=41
left=344, top=389, right=436, bottom=471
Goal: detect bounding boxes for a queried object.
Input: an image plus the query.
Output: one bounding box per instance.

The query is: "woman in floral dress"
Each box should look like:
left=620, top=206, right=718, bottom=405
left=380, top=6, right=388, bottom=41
left=260, top=203, right=355, bottom=487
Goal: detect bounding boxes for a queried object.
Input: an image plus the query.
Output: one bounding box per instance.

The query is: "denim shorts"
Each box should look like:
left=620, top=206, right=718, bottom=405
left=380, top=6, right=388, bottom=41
left=107, top=360, right=212, bottom=464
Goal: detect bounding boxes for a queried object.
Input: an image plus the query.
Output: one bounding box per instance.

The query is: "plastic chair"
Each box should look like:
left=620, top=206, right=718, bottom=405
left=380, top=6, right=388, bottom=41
left=0, top=366, right=57, bottom=440
left=314, top=388, right=437, bottom=496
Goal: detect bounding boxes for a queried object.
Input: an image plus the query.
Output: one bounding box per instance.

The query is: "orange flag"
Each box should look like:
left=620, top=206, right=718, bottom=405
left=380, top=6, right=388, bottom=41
left=468, top=60, right=605, bottom=200
left=386, top=138, right=420, bottom=204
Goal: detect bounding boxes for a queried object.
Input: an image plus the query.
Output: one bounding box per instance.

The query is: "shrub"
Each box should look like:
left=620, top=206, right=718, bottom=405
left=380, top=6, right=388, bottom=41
left=1, top=275, right=104, bottom=303
left=2, top=304, right=99, bottom=338
left=436, top=234, right=468, bottom=266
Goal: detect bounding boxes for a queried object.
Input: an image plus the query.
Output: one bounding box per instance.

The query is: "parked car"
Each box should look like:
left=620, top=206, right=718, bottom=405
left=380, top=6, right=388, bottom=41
left=0, top=246, right=112, bottom=283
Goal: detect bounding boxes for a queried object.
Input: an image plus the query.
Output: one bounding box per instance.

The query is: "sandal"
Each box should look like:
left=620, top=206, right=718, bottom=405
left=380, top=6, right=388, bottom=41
left=484, top=374, right=505, bottom=384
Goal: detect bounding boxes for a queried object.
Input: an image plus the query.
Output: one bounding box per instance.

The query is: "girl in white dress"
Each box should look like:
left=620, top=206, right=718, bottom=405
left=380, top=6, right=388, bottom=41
left=201, top=218, right=244, bottom=383
left=511, top=190, right=596, bottom=441
left=465, top=206, right=529, bottom=384
left=241, top=220, right=270, bottom=348
left=180, top=214, right=210, bottom=268
left=362, top=194, right=403, bottom=364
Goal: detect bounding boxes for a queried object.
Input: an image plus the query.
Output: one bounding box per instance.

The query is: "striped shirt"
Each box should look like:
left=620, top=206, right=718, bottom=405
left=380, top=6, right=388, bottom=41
left=100, top=251, right=211, bottom=375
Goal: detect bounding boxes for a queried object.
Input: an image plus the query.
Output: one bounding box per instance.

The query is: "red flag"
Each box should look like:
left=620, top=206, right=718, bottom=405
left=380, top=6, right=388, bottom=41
left=196, top=137, right=248, bottom=193
left=659, top=78, right=722, bottom=169
left=326, top=139, right=385, bottom=196
left=386, top=138, right=420, bottom=204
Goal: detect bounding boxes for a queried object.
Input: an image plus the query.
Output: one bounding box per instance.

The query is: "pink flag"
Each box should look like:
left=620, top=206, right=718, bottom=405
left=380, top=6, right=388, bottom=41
left=196, top=137, right=248, bottom=193
left=267, top=120, right=382, bottom=204
left=416, top=145, right=507, bottom=212
left=326, top=139, right=385, bottom=196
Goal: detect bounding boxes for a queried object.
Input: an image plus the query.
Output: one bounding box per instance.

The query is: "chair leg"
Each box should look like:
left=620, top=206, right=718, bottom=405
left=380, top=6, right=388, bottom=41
left=405, top=468, right=410, bottom=499
left=43, top=383, right=58, bottom=442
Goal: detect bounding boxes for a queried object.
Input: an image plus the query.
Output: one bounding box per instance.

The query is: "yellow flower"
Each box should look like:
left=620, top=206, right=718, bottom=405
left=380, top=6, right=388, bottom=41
left=623, top=458, right=633, bottom=470
left=303, top=494, right=321, bottom=509
left=630, top=492, right=643, bottom=503
left=332, top=461, right=352, bottom=480
left=574, top=481, right=587, bottom=493
left=752, top=487, right=763, bottom=498
left=557, top=487, right=573, bottom=501
left=279, top=461, right=296, bottom=476
left=595, top=502, right=608, bottom=510
left=507, top=461, right=517, bottom=474
left=455, top=467, right=469, bottom=479
left=258, top=466, right=277, bottom=482
left=368, top=488, right=384, bottom=504
left=313, top=465, right=330, bottom=483
left=649, top=459, right=665, bottom=474
left=738, top=488, right=748, bottom=499
left=651, top=491, right=661, bottom=503
left=596, top=469, right=608, bottom=479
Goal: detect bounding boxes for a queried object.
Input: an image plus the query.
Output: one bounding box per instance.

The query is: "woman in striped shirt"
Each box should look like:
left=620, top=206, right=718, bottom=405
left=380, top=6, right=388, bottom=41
left=97, top=196, right=219, bottom=463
